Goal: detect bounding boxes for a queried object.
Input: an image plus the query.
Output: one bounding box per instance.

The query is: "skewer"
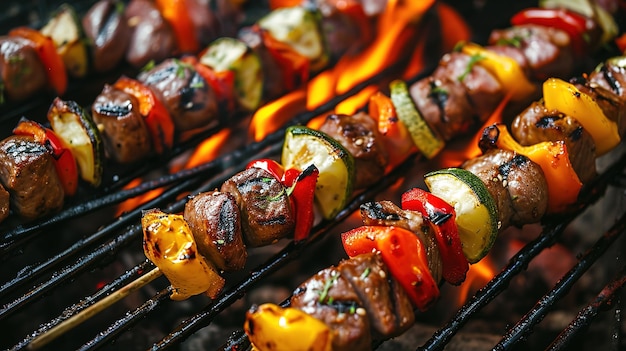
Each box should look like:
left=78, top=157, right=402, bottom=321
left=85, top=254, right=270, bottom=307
left=27, top=267, right=162, bottom=350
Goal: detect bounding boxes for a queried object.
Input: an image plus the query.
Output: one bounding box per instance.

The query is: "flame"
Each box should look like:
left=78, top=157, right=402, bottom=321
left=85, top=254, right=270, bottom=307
left=182, top=129, right=232, bottom=170
left=456, top=254, right=497, bottom=306
left=248, top=89, right=307, bottom=142
left=115, top=178, right=165, bottom=217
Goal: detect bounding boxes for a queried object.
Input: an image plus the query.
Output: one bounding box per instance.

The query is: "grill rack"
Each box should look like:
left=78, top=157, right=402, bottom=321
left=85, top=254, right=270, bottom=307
left=1, top=1, right=626, bottom=350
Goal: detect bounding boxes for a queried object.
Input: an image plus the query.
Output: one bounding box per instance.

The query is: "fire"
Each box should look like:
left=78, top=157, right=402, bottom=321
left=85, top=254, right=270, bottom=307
left=455, top=254, right=498, bottom=306
left=115, top=178, right=164, bottom=217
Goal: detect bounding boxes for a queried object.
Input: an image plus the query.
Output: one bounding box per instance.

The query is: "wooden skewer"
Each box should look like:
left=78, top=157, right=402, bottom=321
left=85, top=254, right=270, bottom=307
left=27, top=267, right=163, bottom=350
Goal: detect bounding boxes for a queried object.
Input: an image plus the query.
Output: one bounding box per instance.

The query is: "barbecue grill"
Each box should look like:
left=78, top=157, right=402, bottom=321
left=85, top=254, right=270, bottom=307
left=1, top=1, right=626, bottom=350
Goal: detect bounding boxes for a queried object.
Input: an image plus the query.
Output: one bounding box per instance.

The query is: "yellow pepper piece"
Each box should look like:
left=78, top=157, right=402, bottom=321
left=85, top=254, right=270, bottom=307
left=244, top=303, right=333, bottom=351
left=543, top=77, right=620, bottom=156
left=142, top=209, right=225, bottom=301
left=490, top=124, right=582, bottom=213
left=461, top=42, right=536, bottom=101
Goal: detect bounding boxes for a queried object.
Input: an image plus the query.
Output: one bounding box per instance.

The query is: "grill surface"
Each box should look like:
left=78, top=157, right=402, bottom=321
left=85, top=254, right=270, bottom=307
left=1, top=1, right=626, bottom=350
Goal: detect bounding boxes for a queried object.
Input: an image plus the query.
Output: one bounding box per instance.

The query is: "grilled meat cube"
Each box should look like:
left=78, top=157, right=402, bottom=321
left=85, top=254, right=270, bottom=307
left=220, top=167, right=295, bottom=247
left=0, top=183, right=9, bottom=223
left=338, top=252, right=415, bottom=338
left=138, top=58, right=219, bottom=132
left=0, top=36, right=48, bottom=101
left=433, top=51, right=505, bottom=122
left=488, top=24, right=575, bottom=81
left=186, top=0, right=222, bottom=48
left=0, top=135, right=64, bottom=220
left=82, top=0, right=130, bottom=73
left=410, top=75, right=476, bottom=141
left=125, top=0, right=177, bottom=68
left=573, top=79, right=626, bottom=139
left=463, top=148, right=548, bottom=228
left=588, top=58, right=626, bottom=100
left=359, top=200, right=442, bottom=283
left=291, top=266, right=371, bottom=351
left=183, top=191, right=247, bottom=271
left=318, top=112, right=388, bottom=189
left=511, top=101, right=597, bottom=183
left=92, top=84, right=152, bottom=164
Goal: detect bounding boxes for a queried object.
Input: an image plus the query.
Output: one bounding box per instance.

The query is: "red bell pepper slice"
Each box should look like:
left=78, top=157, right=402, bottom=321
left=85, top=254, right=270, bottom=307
left=113, top=76, right=175, bottom=154
left=341, top=225, right=440, bottom=311
left=510, top=8, right=593, bottom=56
left=9, top=27, right=68, bottom=96
left=260, top=25, right=310, bottom=92
left=155, top=0, right=199, bottom=54
left=182, top=56, right=237, bottom=113
left=246, top=158, right=285, bottom=181
left=283, top=164, right=319, bottom=242
left=401, top=188, right=468, bottom=285
left=13, top=119, right=78, bottom=196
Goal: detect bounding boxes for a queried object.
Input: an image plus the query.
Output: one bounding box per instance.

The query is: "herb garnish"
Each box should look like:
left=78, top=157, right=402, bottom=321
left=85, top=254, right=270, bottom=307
left=457, top=53, right=485, bottom=82
left=318, top=271, right=339, bottom=303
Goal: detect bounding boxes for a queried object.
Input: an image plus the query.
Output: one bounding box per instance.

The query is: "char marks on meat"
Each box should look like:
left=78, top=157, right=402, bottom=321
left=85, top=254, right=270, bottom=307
left=0, top=135, right=64, bottom=220
left=92, top=84, right=153, bottom=163
left=184, top=191, right=247, bottom=271
left=138, top=58, right=219, bottom=131
left=220, top=167, right=295, bottom=247
left=0, top=36, right=47, bottom=101
left=82, top=0, right=130, bottom=73
left=319, top=112, right=388, bottom=188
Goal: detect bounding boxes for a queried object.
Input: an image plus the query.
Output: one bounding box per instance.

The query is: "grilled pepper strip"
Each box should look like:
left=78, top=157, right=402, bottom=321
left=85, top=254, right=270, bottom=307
left=113, top=76, right=175, bottom=154
left=401, top=188, right=468, bottom=285
left=282, top=164, right=320, bottom=242
left=142, top=209, right=225, bottom=300
left=341, top=225, right=440, bottom=311
left=155, top=0, right=199, bottom=53
left=244, top=303, right=333, bottom=351
left=13, top=119, right=78, bottom=196
left=9, top=27, right=68, bottom=96
left=542, top=77, right=620, bottom=156
left=480, top=124, right=582, bottom=213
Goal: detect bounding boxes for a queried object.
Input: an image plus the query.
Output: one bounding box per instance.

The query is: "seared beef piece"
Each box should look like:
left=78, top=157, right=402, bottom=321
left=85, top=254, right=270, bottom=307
left=83, top=0, right=130, bottom=73
left=0, top=36, right=48, bottom=101
left=573, top=80, right=626, bottom=138
left=125, top=0, right=177, bottom=68
left=433, top=51, right=505, bottom=121
left=220, top=167, right=295, bottom=247
left=488, top=24, right=575, bottom=81
left=291, top=266, right=371, bottom=351
left=313, top=0, right=374, bottom=59
left=138, top=58, right=219, bottom=131
left=0, top=183, right=9, bottom=223
left=464, top=148, right=548, bottom=227
left=92, top=84, right=152, bottom=163
left=238, top=26, right=290, bottom=101
left=588, top=59, right=626, bottom=100
left=0, top=135, right=64, bottom=220
left=485, top=44, right=531, bottom=77
left=318, top=112, right=388, bottom=188
left=410, top=76, right=476, bottom=141
left=186, top=0, right=222, bottom=48
left=359, top=200, right=442, bottom=283
left=184, top=191, right=247, bottom=271
left=511, top=101, right=597, bottom=183
left=338, top=252, right=415, bottom=338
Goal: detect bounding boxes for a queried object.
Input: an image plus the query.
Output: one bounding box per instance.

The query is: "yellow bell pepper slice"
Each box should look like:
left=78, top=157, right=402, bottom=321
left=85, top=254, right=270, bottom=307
left=487, top=124, right=582, bottom=213
left=461, top=42, right=536, bottom=101
left=141, top=209, right=225, bottom=301
left=244, top=303, right=333, bottom=351
left=542, top=77, right=620, bottom=156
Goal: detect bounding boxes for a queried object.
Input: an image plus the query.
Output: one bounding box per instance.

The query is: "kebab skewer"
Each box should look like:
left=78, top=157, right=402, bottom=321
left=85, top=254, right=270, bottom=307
left=18, top=0, right=620, bottom=348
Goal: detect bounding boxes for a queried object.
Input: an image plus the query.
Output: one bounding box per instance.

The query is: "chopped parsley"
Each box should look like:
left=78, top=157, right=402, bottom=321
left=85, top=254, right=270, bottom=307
left=496, top=36, right=524, bottom=48
left=318, top=271, right=339, bottom=303
left=457, top=53, right=485, bottom=82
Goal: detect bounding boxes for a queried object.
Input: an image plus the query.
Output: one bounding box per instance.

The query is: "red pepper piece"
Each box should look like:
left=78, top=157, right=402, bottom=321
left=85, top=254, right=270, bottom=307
left=183, top=56, right=237, bottom=113
left=259, top=25, right=310, bottom=91
left=155, top=0, right=199, bottom=54
left=341, top=225, right=440, bottom=311
left=510, top=8, right=593, bottom=56
left=401, top=188, right=468, bottom=285
left=113, top=76, right=175, bottom=154
left=13, top=119, right=78, bottom=196
left=246, top=158, right=285, bottom=181
left=9, top=27, right=68, bottom=96
left=284, top=164, right=319, bottom=242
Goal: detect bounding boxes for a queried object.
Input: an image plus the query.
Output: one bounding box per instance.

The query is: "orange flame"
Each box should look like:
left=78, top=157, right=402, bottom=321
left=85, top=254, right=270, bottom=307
left=181, top=129, right=232, bottom=170
left=115, top=178, right=164, bottom=217
left=456, top=254, right=497, bottom=306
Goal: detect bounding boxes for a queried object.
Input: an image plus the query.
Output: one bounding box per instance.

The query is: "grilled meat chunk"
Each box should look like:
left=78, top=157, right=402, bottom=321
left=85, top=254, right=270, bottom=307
left=92, top=84, right=152, bottom=163
left=573, top=79, right=626, bottom=139
left=0, top=183, right=9, bottom=223
left=463, top=148, right=548, bottom=228
left=138, top=58, right=219, bottom=131
left=359, top=200, right=442, bottom=283
left=125, top=0, right=177, bottom=68
left=337, top=252, right=415, bottom=339
left=588, top=58, right=626, bottom=100
left=0, top=36, right=48, bottom=102
left=0, top=135, right=64, bottom=220
left=291, top=266, right=371, bottom=351
left=410, top=75, right=476, bottom=141
left=82, top=0, right=130, bottom=73
left=184, top=191, right=247, bottom=271
left=511, top=101, right=596, bottom=183
left=220, top=167, right=295, bottom=247
left=488, top=24, right=575, bottom=81
left=318, top=112, right=388, bottom=188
